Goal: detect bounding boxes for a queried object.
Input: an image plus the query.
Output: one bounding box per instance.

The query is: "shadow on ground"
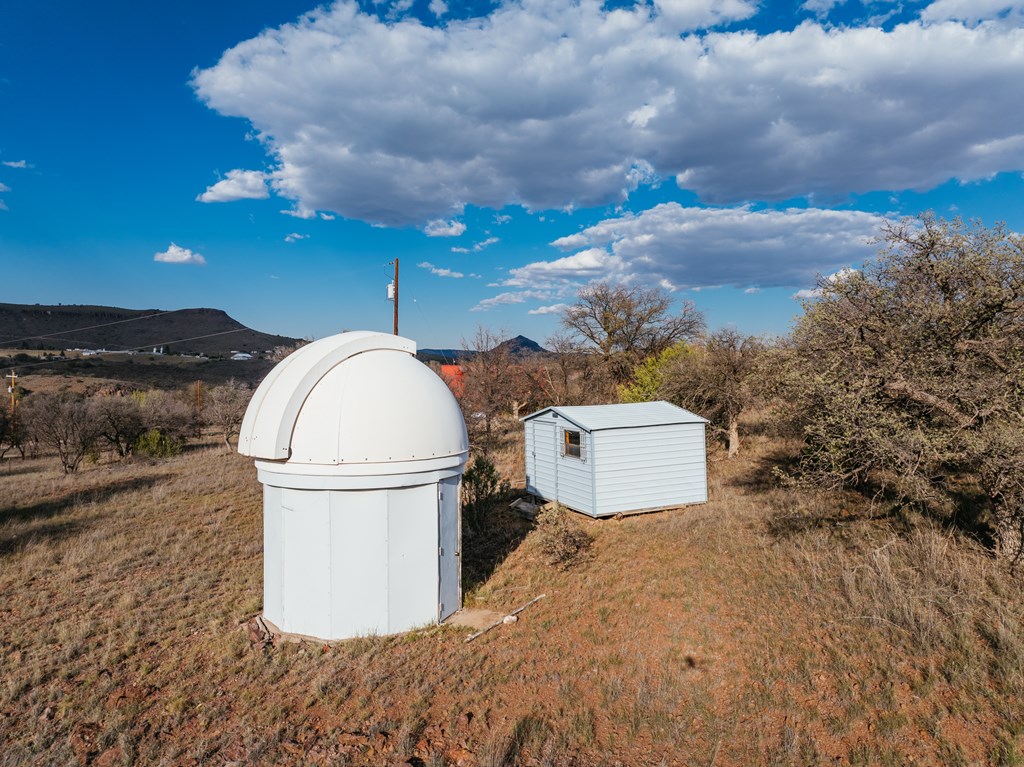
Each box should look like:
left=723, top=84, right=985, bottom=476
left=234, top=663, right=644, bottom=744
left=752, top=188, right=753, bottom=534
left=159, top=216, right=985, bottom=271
left=461, top=501, right=533, bottom=595
left=0, top=475, right=162, bottom=558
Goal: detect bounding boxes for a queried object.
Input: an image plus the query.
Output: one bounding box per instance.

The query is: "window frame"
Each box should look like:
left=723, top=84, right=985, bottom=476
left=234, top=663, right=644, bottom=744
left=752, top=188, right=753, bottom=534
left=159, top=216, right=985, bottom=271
left=561, top=427, right=585, bottom=461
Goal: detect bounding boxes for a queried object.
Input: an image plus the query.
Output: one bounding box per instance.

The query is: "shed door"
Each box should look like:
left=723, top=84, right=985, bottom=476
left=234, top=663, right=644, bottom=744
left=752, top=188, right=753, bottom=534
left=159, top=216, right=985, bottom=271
left=438, top=477, right=460, bottom=621
left=531, top=421, right=558, bottom=501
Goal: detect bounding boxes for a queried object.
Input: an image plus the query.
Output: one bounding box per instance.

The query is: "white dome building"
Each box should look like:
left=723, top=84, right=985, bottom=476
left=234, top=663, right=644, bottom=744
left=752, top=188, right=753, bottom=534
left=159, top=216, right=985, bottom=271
left=238, top=331, right=468, bottom=641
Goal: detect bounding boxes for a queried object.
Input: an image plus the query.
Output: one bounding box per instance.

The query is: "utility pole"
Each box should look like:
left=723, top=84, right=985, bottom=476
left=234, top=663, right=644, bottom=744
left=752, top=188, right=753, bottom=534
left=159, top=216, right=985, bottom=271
left=7, top=370, right=17, bottom=421
left=388, top=258, right=400, bottom=335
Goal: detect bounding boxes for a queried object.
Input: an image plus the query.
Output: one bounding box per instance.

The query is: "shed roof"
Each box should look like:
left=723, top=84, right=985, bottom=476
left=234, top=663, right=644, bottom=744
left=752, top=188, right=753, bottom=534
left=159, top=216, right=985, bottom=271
left=523, top=401, right=708, bottom=431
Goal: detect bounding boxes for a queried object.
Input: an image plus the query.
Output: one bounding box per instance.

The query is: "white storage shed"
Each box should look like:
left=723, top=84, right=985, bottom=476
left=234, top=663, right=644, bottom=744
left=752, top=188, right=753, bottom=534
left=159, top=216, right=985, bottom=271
left=523, top=401, right=708, bottom=517
left=237, top=331, right=468, bottom=641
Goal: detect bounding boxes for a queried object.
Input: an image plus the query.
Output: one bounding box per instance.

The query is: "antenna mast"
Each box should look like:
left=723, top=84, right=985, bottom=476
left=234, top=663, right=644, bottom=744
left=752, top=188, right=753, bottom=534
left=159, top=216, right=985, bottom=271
left=388, top=258, right=399, bottom=335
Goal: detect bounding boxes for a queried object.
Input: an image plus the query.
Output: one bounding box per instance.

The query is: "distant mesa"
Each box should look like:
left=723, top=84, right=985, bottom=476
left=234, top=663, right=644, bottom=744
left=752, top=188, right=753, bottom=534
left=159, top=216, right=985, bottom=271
left=0, top=302, right=300, bottom=357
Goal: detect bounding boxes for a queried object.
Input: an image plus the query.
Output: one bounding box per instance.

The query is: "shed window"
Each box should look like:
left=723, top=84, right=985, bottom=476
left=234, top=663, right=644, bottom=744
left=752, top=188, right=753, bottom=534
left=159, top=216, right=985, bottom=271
left=562, top=429, right=585, bottom=460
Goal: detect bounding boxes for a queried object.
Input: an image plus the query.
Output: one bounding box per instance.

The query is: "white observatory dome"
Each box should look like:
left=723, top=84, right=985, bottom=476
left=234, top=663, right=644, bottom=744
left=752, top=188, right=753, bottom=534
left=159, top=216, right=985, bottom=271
left=238, top=331, right=468, bottom=487
left=238, top=331, right=469, bottom=640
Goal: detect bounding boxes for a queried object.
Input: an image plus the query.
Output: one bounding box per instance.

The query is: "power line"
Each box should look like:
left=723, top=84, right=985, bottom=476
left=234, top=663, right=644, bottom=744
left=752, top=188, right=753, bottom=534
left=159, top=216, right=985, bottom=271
left=0, top=308, right=189, bottom=347
left=5, top=329, right=249, bottom=373
left=410, top=295, right=457, bottom=365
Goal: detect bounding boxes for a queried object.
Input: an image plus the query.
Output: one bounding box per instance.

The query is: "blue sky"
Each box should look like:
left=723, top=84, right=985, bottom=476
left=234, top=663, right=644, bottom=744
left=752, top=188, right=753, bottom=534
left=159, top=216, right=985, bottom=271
left=2, top=0, right=1023, bottom=348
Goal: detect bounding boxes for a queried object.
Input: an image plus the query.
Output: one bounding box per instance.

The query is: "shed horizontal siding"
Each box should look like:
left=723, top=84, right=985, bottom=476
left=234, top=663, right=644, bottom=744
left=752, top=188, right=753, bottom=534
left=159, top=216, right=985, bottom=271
left=552, top=426, right=593, bottom=515
left=593, top=423, right=706, bottom=516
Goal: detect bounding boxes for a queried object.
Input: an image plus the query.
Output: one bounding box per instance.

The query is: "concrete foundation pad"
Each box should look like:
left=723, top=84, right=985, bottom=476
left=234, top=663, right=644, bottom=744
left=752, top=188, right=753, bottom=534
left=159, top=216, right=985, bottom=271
left=444, top=608, right=504, bottom=630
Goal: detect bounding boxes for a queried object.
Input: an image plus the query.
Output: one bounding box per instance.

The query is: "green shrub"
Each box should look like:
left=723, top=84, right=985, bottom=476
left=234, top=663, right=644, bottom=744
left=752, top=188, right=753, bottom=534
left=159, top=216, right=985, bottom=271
left=462, top=454, right=510, bottom=531
left=134, top=429, right=182, bottom=458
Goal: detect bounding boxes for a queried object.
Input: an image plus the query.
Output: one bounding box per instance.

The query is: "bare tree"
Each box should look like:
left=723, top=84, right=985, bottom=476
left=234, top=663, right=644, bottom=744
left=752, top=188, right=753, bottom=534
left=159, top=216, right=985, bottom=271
left=270, top=340, right=310, bottom=362
left=507, top=359, right=546, bottom=420
left=206, top=379, right=252, bottom=450
left=21, top=392, right=99, bottom=474
left=460, top=327, right=516, bottom=451
left=562, top=282, right=704, bottom=383
left=0, top=381, right=28, bottom=459
left=89, top=392, right=145, bottom=459
left=660, top=330, right=763, bottom=458
left=0, top=405, right=27, bottom=459
left=537, top=332, right=614, bottom=406
left=139, top=390, right=195, bottom=448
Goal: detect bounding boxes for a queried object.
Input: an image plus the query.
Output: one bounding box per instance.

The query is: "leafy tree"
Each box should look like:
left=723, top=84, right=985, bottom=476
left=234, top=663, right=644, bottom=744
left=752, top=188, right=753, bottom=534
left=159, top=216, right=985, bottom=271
left=561, top=282, right=704, bottom=383
left=781, top=215, right=1024, bottom=560
left=22, top=391, right=99, bottom=474
left=618, top=342, right=690, bottom=404
left=206, top=379, right=251, bottom=450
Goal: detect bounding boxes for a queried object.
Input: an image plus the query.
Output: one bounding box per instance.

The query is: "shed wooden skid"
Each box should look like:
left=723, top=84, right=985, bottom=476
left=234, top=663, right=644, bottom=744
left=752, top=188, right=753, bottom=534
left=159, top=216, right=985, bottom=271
left=238, top=331, right=468, bottom=642
left=523, top=401, right=708, bottom=518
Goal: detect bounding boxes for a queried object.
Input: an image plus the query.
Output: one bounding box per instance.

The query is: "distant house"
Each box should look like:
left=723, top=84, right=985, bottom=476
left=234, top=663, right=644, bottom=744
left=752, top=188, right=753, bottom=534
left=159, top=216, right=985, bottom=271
left=231, top=352, right=254, bottom=361
left=438, top=364, right=464, bottom=398
left=523, top=401, right=708, bottom=517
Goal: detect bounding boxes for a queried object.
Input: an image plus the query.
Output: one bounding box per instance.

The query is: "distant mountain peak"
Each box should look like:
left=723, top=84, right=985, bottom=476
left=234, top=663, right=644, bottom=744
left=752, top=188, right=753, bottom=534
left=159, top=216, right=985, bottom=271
left=495, top=335, right=546, bottom=356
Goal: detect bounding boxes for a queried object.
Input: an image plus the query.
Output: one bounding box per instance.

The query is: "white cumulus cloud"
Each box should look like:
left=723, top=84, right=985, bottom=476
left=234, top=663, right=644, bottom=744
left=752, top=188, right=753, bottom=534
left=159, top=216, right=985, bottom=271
left=792, top=267, right=860, bottom=299
left=2, top=160, right=28, bottom=169
left=451, top=236, right=499, bottom=254
left=528, top=303, right=569, bottom=315
left=652, top=0, right=757, bottom=29
left=0, top=182, right=9, bottom=192
left=921, top=0, right=1024, bottom=25
left=418, top=261, right=466, bottom=278
left=424, top=219, right=467, bottom=237
left=471, top=289, right=553, bottom=312
left=284, top=232, right=309, bottom=243
left=154, top=243, right=207, bottom=265
left=538, top=204, right=887, bottom=290
left=196, top=169, right=269, bottom=203
left=504, top=247, right=627, bottom=288
left=192, top=2, right=1024, bottom=226
left=800, top=0, right=845, bottom=17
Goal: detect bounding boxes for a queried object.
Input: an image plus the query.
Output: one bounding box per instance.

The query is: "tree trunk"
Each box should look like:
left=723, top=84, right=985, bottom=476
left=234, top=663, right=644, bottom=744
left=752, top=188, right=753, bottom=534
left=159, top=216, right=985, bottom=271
left=727, top=417, right=740, bottom=459
left=996, top=509, right=1023, bottom=566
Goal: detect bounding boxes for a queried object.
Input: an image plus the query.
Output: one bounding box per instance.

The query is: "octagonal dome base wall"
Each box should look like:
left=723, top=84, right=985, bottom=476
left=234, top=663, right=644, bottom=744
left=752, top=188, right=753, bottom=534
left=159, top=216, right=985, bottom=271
left=263, top=476, right=462, bottom=640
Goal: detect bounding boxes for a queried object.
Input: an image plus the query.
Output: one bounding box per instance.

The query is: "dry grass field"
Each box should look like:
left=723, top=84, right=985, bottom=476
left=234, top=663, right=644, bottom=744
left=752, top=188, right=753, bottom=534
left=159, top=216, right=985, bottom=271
left=1, top=421, right=1022, bottom=766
